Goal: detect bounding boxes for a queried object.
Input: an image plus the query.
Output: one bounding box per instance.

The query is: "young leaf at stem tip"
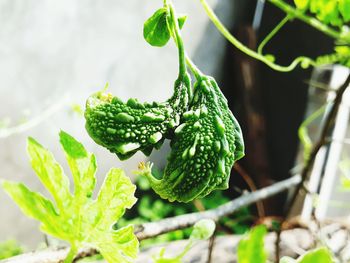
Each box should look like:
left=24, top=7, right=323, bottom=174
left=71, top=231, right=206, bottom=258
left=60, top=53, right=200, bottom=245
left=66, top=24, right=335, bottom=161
left=143, top=7, right=187, bottom=47
left=2, top=131, right=139, bottom=263
left=144, top=7, right=171, bottom=47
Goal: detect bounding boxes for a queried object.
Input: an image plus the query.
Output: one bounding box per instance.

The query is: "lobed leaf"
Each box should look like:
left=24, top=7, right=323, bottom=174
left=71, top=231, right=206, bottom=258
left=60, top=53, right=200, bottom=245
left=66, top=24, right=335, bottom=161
left=2, top=132, right=139, bottom=263
left=27, top=137, right=72, bottom=211
left=1, top=182, right=62, bottom=238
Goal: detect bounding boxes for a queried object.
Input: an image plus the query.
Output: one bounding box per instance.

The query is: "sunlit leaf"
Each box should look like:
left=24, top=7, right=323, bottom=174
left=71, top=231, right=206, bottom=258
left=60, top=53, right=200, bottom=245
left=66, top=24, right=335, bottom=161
left=237, top=225, right=267, bottom=263
left=2, top=132, right=139, bottom=262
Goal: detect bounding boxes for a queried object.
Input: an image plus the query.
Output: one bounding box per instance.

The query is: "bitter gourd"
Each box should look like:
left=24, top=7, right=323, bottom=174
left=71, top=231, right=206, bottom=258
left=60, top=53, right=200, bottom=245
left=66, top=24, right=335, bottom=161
left=85, top=73, right=190, bottom=160
left=84, top=11, right=191, bottom=160
left=137, top=75, right=244, bottom=202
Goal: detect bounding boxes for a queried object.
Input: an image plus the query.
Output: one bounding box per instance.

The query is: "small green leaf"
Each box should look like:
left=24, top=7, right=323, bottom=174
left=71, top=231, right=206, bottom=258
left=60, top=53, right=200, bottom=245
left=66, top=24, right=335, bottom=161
left=294, top=0, right=309, bottom=10
left=297, top=247, right=334, bottom=263
left=279, top=247, right=334, bottom=263
left=177, top=15, right=187, bottom=29
left=237, top=225, right=267, bottom=263
left=143, top=7, right=171, bottom=47
left=190, top=219, right=216, bottom=241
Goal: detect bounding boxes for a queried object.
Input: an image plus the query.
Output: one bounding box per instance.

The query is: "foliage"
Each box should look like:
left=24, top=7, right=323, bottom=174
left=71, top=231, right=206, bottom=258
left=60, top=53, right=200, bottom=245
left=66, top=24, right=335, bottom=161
left=0, top=240, right=23, bottom=260
left=152, top=219, right=216, bottom=263
left=280, top=247, right=334, bottom=263
left=294, top=0, right=350, bottom=26
left=237, top=225, right=268, bottom=263
left=1, top=131, right=138, bottom=263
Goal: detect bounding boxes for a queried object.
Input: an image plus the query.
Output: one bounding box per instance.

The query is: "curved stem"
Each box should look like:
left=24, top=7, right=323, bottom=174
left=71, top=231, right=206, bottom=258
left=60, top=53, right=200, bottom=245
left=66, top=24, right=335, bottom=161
left=298, top=104, right=327, bottom=162
left=168, top=3, right=186, bottom=76
left=258, top=15, right=290, bottom=55
left=198, top=0, right=316, bottom=72
left=185, top=56, right=204, bottom=80
left=166, top=2, right=203, bottom=80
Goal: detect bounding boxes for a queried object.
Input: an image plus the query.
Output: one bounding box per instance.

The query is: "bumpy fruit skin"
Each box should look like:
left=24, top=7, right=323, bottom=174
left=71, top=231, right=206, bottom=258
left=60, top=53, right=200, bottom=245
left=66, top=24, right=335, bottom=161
left=138, top=75, right=244, bottom=202
left=85, top=73, right=191, bottom=160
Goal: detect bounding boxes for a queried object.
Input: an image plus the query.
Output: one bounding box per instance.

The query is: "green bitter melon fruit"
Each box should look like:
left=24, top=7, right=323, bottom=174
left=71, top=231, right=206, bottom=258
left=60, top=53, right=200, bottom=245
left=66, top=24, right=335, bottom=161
left=85, top=28, right=191, bottom=160
left=137, top=75, right=244, bottom=202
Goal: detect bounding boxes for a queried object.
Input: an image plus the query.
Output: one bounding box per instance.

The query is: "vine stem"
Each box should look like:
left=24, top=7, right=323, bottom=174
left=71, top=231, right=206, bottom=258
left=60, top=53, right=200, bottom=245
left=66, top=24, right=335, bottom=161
left=257, top=15, right=290, bottom=55
left=1, top=174, right=301, bottom=263
left=198, top=0, right=315, bottom=72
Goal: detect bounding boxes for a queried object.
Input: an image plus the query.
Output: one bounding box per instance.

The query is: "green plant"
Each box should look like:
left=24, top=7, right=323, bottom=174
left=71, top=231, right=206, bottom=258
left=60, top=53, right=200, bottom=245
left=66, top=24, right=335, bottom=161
left=85, top=1, right=244, bottom=203
left=152, top=219, right=216, bottom=263
left=198, top=0, right=350, bottom=72
left=280, top=247, right=334, bottom=263
left=1, top=131, right=139, bottom=263
left=0, top=240, right=23, bottom=260
left=237, top=225, right=268, bottom=263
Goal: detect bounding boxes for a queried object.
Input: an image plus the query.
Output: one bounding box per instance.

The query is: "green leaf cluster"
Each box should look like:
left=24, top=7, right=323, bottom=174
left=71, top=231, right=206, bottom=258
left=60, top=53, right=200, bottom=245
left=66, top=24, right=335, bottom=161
left=294, top=0, right=350, bottom=26
left=2, top=131, right=138, bottom=263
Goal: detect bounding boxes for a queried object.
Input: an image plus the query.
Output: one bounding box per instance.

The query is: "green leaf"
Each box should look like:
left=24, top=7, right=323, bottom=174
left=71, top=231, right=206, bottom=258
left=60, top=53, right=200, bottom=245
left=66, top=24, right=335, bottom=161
left=279, top=248, right=334, bottom=263
left=339, top=0, right=350, bottom=21
left=297, top=247, right=334, bottom=263
left=2, top=132, right=139, bottom=263
left=294, top=0, right=309, bottom=10
left=59, top=130, right=96, bottom=199
left=190, top=219, right=216, bottom=241
left=143, top=7, right=171, bottom=47
left=27, top=137, right=72, bottom=211
left=177, top=15, right=187, bottom=29
left=1, top=182, right=62, bottom=238
left=237, top=225, right=267, bottom=263
left=0, top=240, right=23, bottom=260
left=84, top=168, right=137, bottom=232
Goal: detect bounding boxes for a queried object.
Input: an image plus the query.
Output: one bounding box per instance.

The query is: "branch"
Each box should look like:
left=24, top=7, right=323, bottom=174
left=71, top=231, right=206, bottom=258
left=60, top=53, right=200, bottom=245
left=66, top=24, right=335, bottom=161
left=1, top=175, right=301, bottom=263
